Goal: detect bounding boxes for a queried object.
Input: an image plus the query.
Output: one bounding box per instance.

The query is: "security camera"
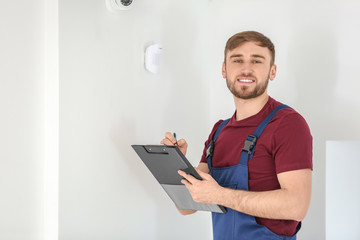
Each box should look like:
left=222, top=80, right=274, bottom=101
left=119, top=0, right=132, bottom=6
left=106, top=0, right=133, bottom=11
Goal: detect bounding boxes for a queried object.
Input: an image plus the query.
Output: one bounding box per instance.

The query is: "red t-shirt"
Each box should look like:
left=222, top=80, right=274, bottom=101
left=200, top=97, right=313, bottom=236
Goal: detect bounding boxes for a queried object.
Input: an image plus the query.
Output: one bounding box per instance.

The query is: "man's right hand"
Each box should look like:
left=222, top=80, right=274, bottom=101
left=160, top=132, right=188, bottom=156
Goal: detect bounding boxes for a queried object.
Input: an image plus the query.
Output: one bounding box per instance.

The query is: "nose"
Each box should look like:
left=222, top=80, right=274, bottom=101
left=240, top=62, right=253, bottom=76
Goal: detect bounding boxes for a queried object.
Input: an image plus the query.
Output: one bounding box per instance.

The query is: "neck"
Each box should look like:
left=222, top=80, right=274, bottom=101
left=234, top=93, right=269, bottom=121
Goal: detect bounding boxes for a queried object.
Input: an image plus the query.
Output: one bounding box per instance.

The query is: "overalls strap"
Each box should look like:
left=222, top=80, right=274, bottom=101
left=206, top=118, right=231, bottom=168
left=239, top=104, right=290, bottom=165
left=208, top=104, right=298, bottom=240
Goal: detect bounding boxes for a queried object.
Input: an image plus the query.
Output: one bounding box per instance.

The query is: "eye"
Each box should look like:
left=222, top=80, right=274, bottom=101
left=234, top=59, right=242, bottom=63
left=253, top=60, right=262, bottom=64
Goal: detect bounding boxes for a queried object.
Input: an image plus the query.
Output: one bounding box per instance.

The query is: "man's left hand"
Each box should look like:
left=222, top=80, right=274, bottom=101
left=178, top=168, right=223, bottom=205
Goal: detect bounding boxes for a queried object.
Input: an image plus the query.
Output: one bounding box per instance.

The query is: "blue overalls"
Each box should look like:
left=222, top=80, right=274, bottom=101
left=206, top=105, right=300, bottom=240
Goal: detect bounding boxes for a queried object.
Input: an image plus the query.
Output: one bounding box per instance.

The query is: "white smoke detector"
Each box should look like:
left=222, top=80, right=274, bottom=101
left=145, top=44, right=163, bottom=74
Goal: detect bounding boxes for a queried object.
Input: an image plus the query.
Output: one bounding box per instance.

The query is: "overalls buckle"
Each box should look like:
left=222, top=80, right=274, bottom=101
left=206, top=141, right=215, bottom=158
left=242, top=135, right=257, bottom=155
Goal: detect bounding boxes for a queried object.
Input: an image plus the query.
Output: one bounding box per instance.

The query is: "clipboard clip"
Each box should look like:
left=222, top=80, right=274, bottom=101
left=143, top=146, right=169, bottom=154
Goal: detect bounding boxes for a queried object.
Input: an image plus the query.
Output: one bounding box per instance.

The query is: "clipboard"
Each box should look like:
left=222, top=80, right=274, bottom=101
left=131, top=145, right=226, bottom=213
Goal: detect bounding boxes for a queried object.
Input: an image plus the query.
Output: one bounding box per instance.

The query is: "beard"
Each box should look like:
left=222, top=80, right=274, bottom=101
left=226, top=73, right=270, bottom=100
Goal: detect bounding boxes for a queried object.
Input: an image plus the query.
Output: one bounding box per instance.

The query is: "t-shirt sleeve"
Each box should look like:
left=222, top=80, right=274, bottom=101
left=273, top=112, right=313, bottom=174
left=200, top=120, right=223, bottom=164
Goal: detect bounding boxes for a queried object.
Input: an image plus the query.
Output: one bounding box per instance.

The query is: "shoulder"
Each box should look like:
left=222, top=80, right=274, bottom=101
left=268, top=100, right=313, bottom=151
left=200, top=119, right=227, bottom=163
left=209, top=119, right=225, bottom=139
left=275, top=107, right=311, bottom=134
left=206, top=116, right=234, bottom=143
left=268, top=98, right=311, bottom=132
left=212, top=119, right=224, bottom=131
left=267, top=102, right=313, bottom=173
left=271, top=106, right=313, bottom=156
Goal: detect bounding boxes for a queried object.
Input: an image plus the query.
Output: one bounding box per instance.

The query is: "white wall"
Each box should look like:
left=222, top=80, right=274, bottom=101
left=59, top=0, right=360, bottom=240
left=59, top=1, right=212, bottom=240
left=0, top=1, right=45, bottom=239
left=2, top=0, right=360, bottom=239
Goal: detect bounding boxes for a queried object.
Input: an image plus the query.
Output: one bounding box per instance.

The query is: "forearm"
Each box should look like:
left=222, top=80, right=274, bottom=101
left=179, top=161, right=311, bottom=221
left=218, top=187, right=308, bottom=221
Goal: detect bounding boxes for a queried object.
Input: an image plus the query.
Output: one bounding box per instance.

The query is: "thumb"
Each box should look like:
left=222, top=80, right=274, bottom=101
left=177, top=138, right=187, bottom=147
left=177, top=139, right=188, bottom=154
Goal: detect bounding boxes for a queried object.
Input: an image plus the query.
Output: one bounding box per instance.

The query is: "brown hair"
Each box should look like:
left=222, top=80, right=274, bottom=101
left=224, top=31, right=275, bottom=65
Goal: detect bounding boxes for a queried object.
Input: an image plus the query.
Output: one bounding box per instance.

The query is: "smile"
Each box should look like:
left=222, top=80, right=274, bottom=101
left=237, top=78, right=255, bottom=83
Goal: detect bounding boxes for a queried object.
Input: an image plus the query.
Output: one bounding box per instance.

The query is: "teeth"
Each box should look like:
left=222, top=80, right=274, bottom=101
left=239, top=79, right=254, bottom=82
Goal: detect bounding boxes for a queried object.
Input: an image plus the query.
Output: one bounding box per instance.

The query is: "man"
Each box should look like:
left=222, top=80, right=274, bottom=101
left=161, top=31, right=312, bottom=240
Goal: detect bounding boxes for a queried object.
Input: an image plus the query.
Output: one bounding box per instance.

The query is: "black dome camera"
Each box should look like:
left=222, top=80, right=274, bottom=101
left=106, top=0, right=134, bottom=11
left=119, top=0, right=132, bottom=6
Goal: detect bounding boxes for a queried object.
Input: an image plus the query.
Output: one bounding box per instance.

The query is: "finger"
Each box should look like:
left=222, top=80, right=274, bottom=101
left=181, top=179, right=193, bottom=191
left=178, top=170, right=187, bottom=178
left=178, top=170, right=198, bottom=184
left=177, top=139, right=187, bottom=148
left=161, top=138, right=174, bottom=146
left=176, top=139, right=187, bottom=155
left=195, top=167, right=211, bottom=180
left=181, top=178, right=191, bottom=186
left=165, top=132, right=177, bottom=145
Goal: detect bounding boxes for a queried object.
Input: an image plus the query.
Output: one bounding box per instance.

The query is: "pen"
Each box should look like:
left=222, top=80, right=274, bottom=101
left=173, top=132, right=177, bottom=146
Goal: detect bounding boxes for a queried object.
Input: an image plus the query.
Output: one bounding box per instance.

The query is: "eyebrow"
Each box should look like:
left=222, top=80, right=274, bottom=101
left=229, top=54, right=266, bottom=59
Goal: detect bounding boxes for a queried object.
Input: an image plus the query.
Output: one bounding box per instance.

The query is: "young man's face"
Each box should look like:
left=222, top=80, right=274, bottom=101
left=222, top=41, right=277, bottom=100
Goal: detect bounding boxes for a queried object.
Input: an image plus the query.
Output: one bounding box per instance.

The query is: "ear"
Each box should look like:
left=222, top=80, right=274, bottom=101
left=222, top=62, right=227, bottom=79
left=269, top=64, right=277, bottom=81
